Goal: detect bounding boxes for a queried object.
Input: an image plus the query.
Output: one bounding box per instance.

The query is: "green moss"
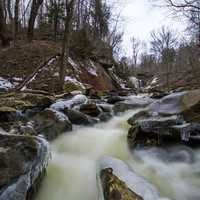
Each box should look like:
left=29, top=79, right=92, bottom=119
left=0, top=106, right=17, bottom=112
left=63, top=82, right=84, bottom=93
left=100, top=168, right=143, bottom=200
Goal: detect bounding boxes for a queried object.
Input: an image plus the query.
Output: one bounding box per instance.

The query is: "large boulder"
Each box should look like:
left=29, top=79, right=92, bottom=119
left=79, top=103, right=101, bottom=117
left=127, top=109, right=150, bottom=126
left=63, top=109, right=92, bottom=125
left=0, top=133, right=49, bottom=200
left=98, top=156, right=169, bottom=200
left=128, top=116, right=200, bottom=148
left=149, top=90, right=200, bottom=122
left=33, top=108, right=72, bottom=141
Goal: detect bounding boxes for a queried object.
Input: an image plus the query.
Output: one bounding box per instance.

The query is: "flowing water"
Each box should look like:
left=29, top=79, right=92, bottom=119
left=37, top=109, right=200, bottom=200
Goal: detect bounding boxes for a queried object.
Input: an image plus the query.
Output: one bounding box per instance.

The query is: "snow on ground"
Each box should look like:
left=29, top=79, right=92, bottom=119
left=0, top=77, right=18, bottom=91
left=64, top=76, right=85, bottom=89
left=68, top=57, right=81, bottom=73
left=87, top=60, right=98, bottom=76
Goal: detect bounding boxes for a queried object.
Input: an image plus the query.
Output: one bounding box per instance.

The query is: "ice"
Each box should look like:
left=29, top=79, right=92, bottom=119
left=50, top=94, right=88, bottom=111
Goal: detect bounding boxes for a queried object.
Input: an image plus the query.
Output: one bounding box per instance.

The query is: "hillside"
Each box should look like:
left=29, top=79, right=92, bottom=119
left=0, top=41, right=124, bottom=94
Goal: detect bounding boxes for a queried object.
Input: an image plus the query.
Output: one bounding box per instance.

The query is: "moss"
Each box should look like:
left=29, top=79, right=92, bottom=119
left=100, top=168, right=143, bottom=200
left=0, top=106, right=17, bottom=112
left=63, top=82, right=84, bottom=93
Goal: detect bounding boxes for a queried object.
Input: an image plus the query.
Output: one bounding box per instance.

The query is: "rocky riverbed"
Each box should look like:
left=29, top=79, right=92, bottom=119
left=0, top=89, right=200, bottom=200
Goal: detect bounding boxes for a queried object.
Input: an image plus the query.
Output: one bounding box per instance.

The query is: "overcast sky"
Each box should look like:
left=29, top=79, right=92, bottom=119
left=118, top=0, right=187, bottom=56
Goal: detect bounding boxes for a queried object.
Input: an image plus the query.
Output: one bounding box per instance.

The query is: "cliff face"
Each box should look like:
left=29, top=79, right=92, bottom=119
left=0, top=41, right=120, bottom=93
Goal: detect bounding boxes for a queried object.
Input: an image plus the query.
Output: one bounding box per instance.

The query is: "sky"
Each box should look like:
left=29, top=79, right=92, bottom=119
left=117, top=0, right=187, bottom=56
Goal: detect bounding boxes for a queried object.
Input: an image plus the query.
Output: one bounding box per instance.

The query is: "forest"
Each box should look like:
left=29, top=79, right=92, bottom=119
left=0, top=1, right=200, bottom=200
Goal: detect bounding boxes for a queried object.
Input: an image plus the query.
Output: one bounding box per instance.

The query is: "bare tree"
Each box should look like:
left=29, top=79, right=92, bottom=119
left=131, top=36, right=140, bottom=70
left=14, top=0, right=20, bottom=43
left=59, top=0, right=76, bottom=91
left=150, top=26, right=177, bottom=91
left=27, top=0, right=44, bottom=41
left=164, top=0, right=200, bottom=47
left=0, top=0, right=10, bottom=46
left=150, top=26, right=177, bottom=58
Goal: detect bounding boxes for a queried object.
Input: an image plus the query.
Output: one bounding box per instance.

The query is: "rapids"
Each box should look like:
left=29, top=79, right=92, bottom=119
left=37, top=109, right=200, bottom=200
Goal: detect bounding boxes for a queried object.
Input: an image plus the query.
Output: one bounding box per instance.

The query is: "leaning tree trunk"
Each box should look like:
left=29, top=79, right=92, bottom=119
left=27, top=0, right=44, bottom=42
left=59, top=0, right=76, bottom=92
left=0, top=0, right=9, bottom=46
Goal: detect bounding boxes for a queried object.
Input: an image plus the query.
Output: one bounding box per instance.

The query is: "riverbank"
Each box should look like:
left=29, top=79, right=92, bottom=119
left=0, top=89, right=200, bottom=200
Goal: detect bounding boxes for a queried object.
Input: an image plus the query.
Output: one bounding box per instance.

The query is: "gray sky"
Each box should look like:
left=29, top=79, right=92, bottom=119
left=118, top=0, right=187, bottom=56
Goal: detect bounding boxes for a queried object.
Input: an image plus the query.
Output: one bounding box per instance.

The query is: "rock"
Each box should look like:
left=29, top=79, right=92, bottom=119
left=127, top=109, right=150, bottom=126
left=98, top=156, right=168, bottom=200
left=19, top=93, right=54, bottom=109
left=9, top=121, right=37, bottom=136
left=0, top=106, right=18, bottom=123
left=107, top=96, right=125, bottom=104
left=147, top=88, right=169, bottom=99
left=0, top=93, right=54, bottom=111
left=128, top=115, right=200, bottom=148
left=114, top=96, right=153, bottom=114
left=98, top=104, right=113, bottom=113
left=33, top=108, right=72, bottom=141
left=79, top=103, right=101, bottom=117
left=63, top=109, right=92, bottom=125
left=149, top=90, right=200, bottom=122
left=50, top=94, right=88, bottom=111
left=98, top=112, right=112, bottom=122
left=0, top=133, right=49, bottom=200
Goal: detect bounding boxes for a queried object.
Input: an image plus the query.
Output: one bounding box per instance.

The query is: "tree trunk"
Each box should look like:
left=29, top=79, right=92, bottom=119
left=27, top=0, right=44, bottom=42
left=14, top=0, right=20, bottom=44
left=0, top=0, right=9, bottom=46
left=59, top=0, right=75, bottom=92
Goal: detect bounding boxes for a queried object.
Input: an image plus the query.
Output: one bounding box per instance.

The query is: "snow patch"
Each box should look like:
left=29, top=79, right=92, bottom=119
left=87, top=60, right=98, bottom=76
left=68, top=57, right=81, bottom=73
left=50, top=94, right=88, bottom=111
left=64, top=76, right=85, bottom=89
left=0, top=77, right=17, bottom=91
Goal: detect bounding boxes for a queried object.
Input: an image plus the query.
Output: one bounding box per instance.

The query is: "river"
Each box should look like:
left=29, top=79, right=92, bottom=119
left=37, top=109, right=200, bottom=200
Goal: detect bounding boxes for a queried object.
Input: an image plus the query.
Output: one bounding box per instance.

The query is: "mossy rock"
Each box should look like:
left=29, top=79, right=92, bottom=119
left=100, top=168, right=143, bottom=200
left=0, top=98, right=33, bottom=110
left=0, top=106, right=17, bottom=112
left=63, top=82, right=85, bottom=93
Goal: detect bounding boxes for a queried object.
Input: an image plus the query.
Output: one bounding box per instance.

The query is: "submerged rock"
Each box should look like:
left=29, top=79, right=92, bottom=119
left=98, top=112, right=112, bottom=122
left=98, top=156, right=169, bottom=200
left=0, top=133, right=49, bottom=200
left=33, top=108, right=72, bottom=141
